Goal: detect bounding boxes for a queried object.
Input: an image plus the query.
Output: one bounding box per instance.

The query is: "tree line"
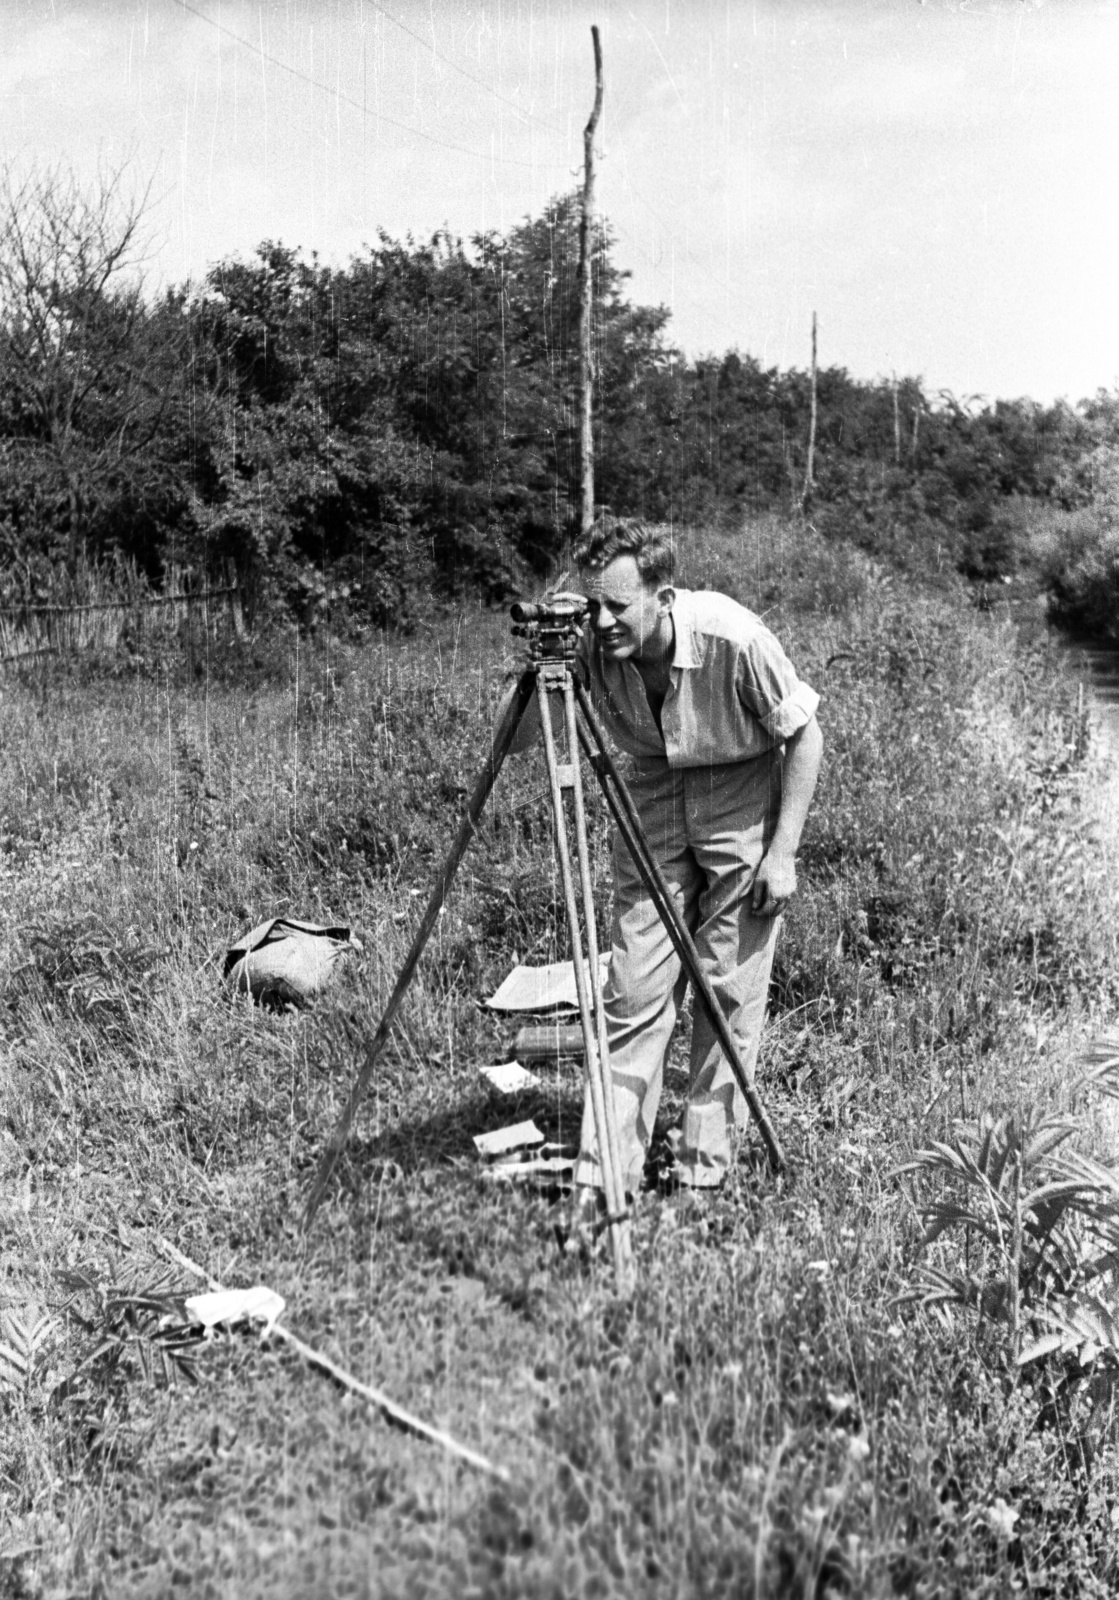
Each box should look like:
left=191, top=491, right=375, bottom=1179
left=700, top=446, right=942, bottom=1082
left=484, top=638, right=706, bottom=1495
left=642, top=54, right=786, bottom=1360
left=2, top=164, right=1117, bottom=638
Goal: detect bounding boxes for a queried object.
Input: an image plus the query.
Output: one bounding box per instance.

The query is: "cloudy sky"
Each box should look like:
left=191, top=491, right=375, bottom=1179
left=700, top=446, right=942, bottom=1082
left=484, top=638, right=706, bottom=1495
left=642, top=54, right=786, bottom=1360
left=3, top=0, right=1118, bottom=405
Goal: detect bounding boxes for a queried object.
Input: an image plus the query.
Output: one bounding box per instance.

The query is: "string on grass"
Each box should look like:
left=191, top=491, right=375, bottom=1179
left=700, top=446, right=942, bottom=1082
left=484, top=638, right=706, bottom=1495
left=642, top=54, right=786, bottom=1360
left=153, top=1234, right=510, bottom=1484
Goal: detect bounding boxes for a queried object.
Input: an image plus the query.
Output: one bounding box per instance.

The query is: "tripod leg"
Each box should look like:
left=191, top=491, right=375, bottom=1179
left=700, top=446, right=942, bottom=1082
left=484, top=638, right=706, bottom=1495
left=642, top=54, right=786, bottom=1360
left=535, top=678, right=635, bottom=1296
left=561, top=678, right=628, bottom=1202
left=303, top=669, right=538, bottom=1229
left=572, top=680, right=786, bottom=1176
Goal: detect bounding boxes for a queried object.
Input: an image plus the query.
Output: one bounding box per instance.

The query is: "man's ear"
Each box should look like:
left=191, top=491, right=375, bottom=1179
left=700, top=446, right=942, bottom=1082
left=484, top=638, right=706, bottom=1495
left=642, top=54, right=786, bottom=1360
left=657, top=585, right=676, bottom=615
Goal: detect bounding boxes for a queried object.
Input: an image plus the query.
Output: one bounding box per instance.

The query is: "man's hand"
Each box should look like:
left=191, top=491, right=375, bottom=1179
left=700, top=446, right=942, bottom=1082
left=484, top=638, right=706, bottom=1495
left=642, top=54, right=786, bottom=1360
left=749, top=716, right=822, bottom=916
left=750, top=847, right=797, bottom=916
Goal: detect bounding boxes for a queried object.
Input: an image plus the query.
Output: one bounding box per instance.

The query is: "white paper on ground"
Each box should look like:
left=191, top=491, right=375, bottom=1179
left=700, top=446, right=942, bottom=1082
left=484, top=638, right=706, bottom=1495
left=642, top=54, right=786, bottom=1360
left=480, top=1156, right=577, bottom=1184
left=479, top=1061, right=540, bottom=1094
left=485, top=958, right=609, bottom=1013
left=185, top=1286, right=286, bottom=1336
left=472, top=1120, right=545, bottom=1158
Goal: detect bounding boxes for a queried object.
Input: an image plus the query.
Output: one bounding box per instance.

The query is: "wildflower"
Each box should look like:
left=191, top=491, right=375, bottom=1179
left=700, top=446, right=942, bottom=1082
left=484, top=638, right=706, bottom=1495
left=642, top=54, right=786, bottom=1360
left=986, top=1498, right=1018, bottom=1541
left=825, top=1390, right=857, bottom=1420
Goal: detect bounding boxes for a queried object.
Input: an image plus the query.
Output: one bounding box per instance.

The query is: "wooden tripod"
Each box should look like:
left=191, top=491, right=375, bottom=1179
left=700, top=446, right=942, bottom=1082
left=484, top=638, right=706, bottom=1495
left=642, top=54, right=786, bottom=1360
left=303, top=614, right=786, bottom=1293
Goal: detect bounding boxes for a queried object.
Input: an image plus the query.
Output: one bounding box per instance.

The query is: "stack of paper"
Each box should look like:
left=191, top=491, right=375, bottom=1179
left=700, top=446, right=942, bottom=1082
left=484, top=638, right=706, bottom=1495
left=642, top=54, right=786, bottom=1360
left=478, top=1142, right=578, bottom=1186
left=480, top=1152, right=577, bottom=1185
left=486, top=958, right=609, bottom=1014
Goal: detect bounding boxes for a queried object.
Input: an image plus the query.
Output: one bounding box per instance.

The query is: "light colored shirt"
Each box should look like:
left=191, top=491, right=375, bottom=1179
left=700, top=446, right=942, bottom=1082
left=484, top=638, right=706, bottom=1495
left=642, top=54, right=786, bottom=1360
left=579, top=588, right=819, bottom=769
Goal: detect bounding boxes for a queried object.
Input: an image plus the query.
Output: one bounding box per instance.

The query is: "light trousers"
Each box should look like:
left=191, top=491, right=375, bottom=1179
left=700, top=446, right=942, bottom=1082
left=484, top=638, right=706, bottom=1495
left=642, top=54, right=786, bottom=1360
left=575, top=754, right=782, bottom=1193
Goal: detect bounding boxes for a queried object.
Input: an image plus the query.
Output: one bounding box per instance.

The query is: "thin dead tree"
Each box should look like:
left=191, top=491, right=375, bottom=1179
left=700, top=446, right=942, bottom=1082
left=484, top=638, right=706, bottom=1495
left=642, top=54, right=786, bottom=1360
left=0, top=160, right=164, bottom=571
left=577, top=26, right=604, bottom=541
left=892, top=374, right=902, bottom=467
left=800, top=310, right=818, bottom=512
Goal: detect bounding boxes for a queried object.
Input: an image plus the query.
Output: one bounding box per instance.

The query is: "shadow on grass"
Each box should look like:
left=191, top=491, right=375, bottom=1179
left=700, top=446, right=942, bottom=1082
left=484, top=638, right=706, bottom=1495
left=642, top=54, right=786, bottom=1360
left=318, top=1059, right=784, bottom=1218
left=315, top=1086, right=593, bottom=1309
left=334, top=1084, right=586, bottom=1194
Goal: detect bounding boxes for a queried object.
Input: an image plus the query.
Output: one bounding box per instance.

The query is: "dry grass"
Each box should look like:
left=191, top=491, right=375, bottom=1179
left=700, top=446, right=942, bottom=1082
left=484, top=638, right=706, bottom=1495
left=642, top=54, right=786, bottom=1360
left=1, top=520, right=1118, bottom=1598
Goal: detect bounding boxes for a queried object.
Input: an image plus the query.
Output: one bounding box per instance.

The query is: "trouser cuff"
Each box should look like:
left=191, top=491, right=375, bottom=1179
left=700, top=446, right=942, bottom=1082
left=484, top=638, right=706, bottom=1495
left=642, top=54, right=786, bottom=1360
left=574, top=1158, right=602, bottom=1190
left=574, top=1155, right=643, bottom=1196
left=668, top=1164, right=727, bottom=1190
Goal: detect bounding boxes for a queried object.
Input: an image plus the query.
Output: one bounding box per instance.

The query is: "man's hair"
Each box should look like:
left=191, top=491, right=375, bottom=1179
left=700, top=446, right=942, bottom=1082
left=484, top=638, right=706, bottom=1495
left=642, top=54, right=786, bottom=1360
left=574, top=517, right=676, bottom=589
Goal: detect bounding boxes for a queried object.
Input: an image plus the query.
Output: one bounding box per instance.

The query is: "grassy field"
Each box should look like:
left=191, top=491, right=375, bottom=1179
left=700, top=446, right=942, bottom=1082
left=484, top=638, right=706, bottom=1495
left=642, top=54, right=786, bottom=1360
left=2, top=519, right=1119, bottom=1598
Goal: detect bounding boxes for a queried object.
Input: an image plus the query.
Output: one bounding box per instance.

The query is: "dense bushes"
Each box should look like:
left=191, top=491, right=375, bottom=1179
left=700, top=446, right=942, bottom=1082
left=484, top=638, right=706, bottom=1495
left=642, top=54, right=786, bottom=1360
left=1034, top=508, right=1119, bottom=644
left=3, top=164, right=1119, bottom=632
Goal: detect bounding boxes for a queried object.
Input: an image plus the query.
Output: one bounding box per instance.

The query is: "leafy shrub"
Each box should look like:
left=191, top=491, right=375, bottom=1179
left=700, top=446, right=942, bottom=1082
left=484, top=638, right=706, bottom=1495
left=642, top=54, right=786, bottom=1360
left=901, top=1085, right=1118, bottom=1356
left=1034, top=508, right=1119, bottom=643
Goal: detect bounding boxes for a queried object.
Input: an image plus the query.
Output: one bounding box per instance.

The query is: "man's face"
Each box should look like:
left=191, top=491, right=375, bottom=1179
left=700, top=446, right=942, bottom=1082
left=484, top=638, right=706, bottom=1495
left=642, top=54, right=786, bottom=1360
left=578, top=555, right=673, bottom=663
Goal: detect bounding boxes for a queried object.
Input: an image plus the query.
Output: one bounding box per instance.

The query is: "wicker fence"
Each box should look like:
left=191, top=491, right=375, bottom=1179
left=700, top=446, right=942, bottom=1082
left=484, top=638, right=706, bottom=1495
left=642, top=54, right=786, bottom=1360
left=0, top=573, right=247, bottom=665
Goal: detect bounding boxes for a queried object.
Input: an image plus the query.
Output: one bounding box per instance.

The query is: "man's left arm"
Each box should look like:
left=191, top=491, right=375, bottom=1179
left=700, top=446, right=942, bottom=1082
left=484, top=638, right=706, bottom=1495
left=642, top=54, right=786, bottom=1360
left=750, top=715, right=823, bottom=916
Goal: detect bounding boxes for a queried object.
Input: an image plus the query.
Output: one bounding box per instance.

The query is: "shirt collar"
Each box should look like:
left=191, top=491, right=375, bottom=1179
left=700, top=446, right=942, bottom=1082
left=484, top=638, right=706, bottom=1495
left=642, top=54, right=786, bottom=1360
left=669, top=589, right=702, bottom=669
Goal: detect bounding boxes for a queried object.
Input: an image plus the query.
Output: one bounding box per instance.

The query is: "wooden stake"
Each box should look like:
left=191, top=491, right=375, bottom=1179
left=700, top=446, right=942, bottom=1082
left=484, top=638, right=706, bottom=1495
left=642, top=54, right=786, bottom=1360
left=801, top=311, right=817, bottom=512
left=892, top=374, right=901, bottom=467
left=578, top=26, right=604, bottom=541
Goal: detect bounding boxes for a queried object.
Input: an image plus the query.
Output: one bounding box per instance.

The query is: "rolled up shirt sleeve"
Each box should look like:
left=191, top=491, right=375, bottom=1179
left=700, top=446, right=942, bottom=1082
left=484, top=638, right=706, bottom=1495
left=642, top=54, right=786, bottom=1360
left=737, top=629, right=820, bottom=743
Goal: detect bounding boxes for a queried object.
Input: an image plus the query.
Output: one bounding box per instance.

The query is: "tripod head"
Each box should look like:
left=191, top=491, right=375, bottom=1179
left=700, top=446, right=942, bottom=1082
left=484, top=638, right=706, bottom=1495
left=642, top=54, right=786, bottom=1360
left=509, top=598, right=587, bottom=665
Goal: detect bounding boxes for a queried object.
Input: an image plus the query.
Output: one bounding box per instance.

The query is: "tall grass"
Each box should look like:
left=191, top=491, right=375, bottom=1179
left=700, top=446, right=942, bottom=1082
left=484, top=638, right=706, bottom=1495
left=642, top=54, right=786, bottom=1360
left=1, top=519, right=1117, bottom=1597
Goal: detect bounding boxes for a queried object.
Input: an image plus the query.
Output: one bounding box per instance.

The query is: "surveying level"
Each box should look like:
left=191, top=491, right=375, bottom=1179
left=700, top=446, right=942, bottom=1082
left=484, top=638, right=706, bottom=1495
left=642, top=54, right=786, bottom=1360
left=509, top=598, right=588, bottom=628
left=304, top=602, right=786, bottom=1294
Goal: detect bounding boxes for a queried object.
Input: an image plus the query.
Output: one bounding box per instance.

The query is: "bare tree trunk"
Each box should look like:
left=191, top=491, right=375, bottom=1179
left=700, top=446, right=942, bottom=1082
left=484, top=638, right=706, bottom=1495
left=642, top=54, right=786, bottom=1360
left=0, top=161, right=153, bottom=580
left=65, top=473, right=84, bottom=571
left=578, top=26, right=604, bottom=542
left=800, top=311, right=817, bottom=512
left=892, top=375, right=901, bottom=467
left=229, top=578, right=249, bottom=642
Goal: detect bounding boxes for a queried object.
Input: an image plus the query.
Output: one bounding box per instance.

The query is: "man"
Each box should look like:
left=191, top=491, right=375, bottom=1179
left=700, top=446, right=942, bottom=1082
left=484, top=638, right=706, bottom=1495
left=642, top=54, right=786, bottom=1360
left=512, top=518, right=822, bottom=1201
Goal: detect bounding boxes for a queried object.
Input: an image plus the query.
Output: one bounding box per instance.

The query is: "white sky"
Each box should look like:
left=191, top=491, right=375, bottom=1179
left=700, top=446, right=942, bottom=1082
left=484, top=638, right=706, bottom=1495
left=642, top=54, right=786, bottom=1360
left=3, top=0, right=1119, bottom=405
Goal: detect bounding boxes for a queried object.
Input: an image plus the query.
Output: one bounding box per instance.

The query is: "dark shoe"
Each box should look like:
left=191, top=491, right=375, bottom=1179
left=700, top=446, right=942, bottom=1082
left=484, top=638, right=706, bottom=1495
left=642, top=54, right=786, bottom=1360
left=657, top=1167, right=723, bottom=1215
left=562, top=1186, right=636, bottom=1256
left=559, top=1187, right=606, bottom=1258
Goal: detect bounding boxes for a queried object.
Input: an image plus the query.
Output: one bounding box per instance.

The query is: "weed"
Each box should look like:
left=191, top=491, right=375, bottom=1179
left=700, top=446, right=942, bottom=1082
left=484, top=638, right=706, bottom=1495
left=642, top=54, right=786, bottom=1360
left=900, top=1097, right=1119, bottom=1370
